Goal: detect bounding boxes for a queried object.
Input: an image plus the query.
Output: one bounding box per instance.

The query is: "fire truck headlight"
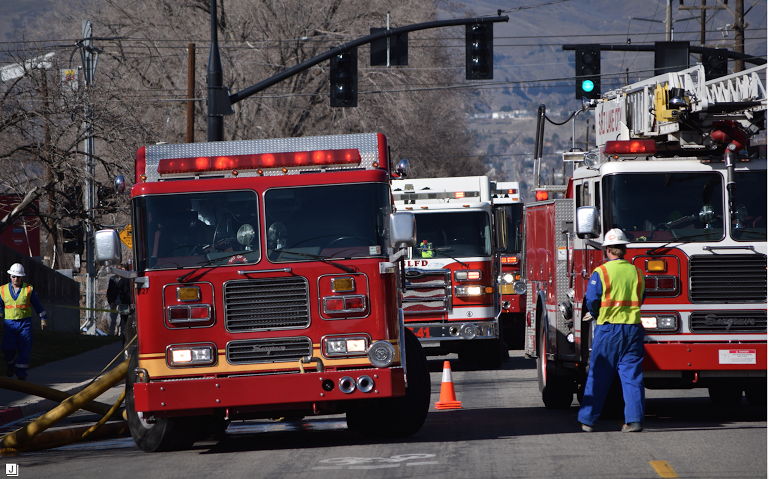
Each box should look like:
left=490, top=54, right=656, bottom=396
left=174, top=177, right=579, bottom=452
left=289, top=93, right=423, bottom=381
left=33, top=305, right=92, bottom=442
left=502, top=273, right=514, bottom=284
left=324, top=336, right=369, bottom=357
left=455, top=286, right=483, bottom=296
left=168, top=344, right=216, bottom=367
left=367, top=341, right=395, bottom=367
left=641, top=314, right=678, bottom=332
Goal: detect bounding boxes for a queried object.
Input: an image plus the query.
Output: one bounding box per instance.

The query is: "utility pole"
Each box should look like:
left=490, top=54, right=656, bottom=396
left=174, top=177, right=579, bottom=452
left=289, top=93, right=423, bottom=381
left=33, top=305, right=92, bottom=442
left=80, top=20, right=98, bottom=333
left=734, top=0, right=744, bottom=71
left=678, top=1, right=728, bottom=64
left=187, top=43, right=195, bottom=143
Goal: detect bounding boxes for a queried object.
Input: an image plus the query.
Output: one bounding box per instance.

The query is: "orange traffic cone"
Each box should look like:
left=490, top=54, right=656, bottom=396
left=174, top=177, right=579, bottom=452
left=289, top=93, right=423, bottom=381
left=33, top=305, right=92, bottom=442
left=434, top=361, right=462, bottom=410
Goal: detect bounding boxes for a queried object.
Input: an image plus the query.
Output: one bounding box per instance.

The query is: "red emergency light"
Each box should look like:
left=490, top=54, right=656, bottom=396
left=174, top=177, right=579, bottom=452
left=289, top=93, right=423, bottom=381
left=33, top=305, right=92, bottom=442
left=157, top=148, right=362, bottom=175
left=508, top=189, right=518, bottom=195
left=454, top=192, right=466, bottom=199
left=501, top=256, right=518, bottom=264
left=603, top=140, right=657, bottom=155
left=535, top=190, right=548, bottom=201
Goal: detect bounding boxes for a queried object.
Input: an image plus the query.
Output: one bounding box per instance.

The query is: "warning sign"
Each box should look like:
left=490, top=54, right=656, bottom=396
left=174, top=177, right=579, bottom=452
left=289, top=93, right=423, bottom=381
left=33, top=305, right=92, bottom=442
left=718, top=349, right=756, bottom=365
left=119, top=225, right=132, bottom=249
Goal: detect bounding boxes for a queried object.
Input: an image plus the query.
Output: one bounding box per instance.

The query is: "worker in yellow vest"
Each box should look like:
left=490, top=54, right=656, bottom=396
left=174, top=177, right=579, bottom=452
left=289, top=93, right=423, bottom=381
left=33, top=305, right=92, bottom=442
left=578, top=229, right=646, bottom=433
left=1, top=263, right=48, bottom=380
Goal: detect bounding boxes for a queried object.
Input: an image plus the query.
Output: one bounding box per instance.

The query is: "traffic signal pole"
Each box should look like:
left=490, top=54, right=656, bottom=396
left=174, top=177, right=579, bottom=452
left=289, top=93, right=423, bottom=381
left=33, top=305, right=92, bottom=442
left=207, top=10, right=509, bottom=141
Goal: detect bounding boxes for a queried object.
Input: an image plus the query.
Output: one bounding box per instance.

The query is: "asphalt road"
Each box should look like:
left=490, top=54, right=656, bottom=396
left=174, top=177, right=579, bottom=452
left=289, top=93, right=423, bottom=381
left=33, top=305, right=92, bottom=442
left=3, top=351, right=766, bottom=479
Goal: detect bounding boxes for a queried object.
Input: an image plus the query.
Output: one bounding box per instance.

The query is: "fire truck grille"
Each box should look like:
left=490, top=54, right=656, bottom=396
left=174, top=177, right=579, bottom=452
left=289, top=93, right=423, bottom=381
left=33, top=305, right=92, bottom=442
left=226, top=337, right=313, bottom=364
left=689, top=254, right=767, bottom=303
left=403, top=270, right=451, bottom=315
left=224, top=277, right=310, bottom=331
left=689, top=310, right=767, bottom=333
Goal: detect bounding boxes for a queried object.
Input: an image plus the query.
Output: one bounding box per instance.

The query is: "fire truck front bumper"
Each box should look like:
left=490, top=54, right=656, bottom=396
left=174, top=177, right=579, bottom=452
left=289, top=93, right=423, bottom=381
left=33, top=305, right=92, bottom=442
left=132, top=367, right=405, bottom=416
left=643, top=343, right=767, bottom=373
left=407, top=321, right=497, bottom=342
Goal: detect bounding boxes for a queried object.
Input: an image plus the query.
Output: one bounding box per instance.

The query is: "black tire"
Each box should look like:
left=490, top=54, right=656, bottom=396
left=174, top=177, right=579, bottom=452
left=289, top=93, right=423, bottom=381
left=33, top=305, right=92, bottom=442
left=126, top=351, right=197, bottom=452
left=537, top=319, right=574, bottom=409
left=346, top=328, right=431, bottom=438
left=708, top=386, right=743, bottom=407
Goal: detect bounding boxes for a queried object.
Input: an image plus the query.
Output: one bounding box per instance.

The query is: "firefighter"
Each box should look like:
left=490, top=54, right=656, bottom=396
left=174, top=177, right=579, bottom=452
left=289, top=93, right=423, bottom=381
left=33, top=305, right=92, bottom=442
left=419, top=239, right=434, bottom=258
left=578, top=229, right=646, bottom=433
left=0, top=263, right=48, bottom=380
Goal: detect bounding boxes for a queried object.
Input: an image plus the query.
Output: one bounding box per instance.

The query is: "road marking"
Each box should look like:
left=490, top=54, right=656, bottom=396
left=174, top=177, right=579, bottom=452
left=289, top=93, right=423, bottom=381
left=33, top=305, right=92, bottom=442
left=650, top=460, right=679, bottom=478
left=314, top=454, right=438, bottom=470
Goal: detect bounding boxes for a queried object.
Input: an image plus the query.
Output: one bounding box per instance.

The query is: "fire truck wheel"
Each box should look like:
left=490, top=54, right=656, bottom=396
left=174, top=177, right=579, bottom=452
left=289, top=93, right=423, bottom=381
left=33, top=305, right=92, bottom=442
left=346, top=328, right=430, bottom=438
left=537, top=321, right=574, bottom=409
left=125, top=352, right=197, bottom=452
left=708, top=386, right=744, bottom=407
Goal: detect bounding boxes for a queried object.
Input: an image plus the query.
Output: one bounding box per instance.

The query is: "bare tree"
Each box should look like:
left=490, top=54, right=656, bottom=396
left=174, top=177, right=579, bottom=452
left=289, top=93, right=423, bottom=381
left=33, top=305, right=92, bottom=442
left=0, top=0, right=488, bottom=266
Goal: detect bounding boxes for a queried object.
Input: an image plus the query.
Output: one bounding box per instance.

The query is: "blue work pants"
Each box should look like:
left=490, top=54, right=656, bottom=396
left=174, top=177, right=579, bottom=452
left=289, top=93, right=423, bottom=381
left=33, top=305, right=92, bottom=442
left=578, top=323, right=645, bottom=426
left=2, top=318, right=33, bottom=378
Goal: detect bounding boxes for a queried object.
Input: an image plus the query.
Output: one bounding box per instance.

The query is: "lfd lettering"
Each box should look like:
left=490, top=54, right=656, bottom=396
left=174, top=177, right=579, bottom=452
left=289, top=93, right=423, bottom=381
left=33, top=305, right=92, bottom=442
left=406, top=260, right=429, bottom=267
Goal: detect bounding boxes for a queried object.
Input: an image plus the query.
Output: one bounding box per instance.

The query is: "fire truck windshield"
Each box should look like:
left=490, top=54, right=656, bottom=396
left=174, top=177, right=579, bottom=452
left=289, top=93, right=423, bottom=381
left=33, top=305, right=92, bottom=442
left=264, top=183, right=390, bottom=262
left=604, top=172, right=727, bottom=243
left=411, top=211, right=491, bottom=258
left=134, top=191, right=259, bottom=270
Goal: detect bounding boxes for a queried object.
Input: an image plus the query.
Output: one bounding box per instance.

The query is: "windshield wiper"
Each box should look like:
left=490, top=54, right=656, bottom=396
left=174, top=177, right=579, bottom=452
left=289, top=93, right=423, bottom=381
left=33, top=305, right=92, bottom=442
left=433, top=247, right=470, bottom=268
left=268, top=249, right=357, bottom=273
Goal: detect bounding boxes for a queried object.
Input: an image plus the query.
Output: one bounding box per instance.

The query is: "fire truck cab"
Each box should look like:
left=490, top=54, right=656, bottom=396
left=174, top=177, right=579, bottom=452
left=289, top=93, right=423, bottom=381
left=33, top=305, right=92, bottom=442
left=391, top=176, right=509, bottom=369
left=523, top=65, right=767, bottom=409
left=95, top=133, right=432, bottom=452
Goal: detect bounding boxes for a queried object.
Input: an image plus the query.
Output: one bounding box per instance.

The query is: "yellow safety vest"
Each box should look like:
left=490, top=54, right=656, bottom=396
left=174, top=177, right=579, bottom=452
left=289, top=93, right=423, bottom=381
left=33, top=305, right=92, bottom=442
left=594, top=260, right=644, bottom=325
left=1, top=283, right=33, bottom=320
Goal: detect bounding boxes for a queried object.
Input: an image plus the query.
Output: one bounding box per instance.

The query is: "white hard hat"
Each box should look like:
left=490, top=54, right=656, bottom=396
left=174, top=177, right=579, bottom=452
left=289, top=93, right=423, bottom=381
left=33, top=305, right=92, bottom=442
left=7, top=263, right=26, bottom=277
left=603, top=228, right=630, bottom=246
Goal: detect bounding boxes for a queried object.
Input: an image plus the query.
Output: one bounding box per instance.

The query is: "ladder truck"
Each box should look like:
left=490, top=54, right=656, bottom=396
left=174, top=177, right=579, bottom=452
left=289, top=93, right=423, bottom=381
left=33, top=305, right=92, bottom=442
left=93, top=133, right=431, bottom=452
left=522, top=65, right=767, bottom=409
left=491, top=181, right=527, bottom=349
left=391, top=176, right=509, bottom=369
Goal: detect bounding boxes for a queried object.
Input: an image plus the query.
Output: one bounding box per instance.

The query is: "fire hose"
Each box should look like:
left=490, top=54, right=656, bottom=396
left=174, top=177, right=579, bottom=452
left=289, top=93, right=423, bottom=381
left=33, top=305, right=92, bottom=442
left=0, top=336, right=137, bottom=454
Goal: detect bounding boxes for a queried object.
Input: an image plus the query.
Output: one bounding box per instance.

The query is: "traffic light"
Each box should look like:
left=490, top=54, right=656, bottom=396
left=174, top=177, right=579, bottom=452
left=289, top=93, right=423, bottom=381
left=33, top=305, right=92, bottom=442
left=701, top=48, right=728, bottom=80
left=62, top=222, right=84, bottom=255
left=330, top=49, right=357, bottom=107
left=575, top=44, right=600, bottom=100
left=466, top=24, right=494, bottom=80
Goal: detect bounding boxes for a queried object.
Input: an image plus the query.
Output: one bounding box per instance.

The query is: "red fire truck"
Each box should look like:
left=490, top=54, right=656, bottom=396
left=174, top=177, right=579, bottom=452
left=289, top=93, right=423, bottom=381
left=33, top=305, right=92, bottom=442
left=95, top=133, right=431, bottom=452
left=491, top=181, right=526, bottom=349
left=523, top=65, right=767, bottom=409
left=391, top=176, right=508, bottom=368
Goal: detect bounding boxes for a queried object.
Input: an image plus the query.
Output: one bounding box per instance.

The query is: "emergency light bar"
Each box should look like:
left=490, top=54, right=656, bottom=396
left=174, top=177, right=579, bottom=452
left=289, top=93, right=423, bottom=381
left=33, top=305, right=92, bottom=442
left=157, top=149, right=361, bottom=175
left=393, top=191, right=481, bottom=202
left=603, top=140, right=657, bottom=155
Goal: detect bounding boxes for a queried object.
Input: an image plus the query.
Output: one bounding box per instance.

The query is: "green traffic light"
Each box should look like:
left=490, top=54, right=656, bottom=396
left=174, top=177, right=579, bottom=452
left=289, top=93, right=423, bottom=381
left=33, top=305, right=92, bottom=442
left=581, top=79, right=595, bottom=93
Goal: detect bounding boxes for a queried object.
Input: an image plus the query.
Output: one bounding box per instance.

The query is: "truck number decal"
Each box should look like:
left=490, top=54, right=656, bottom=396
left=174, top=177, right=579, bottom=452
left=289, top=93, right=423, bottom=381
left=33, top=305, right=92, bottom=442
left=408, top=327, right=430, bottom=339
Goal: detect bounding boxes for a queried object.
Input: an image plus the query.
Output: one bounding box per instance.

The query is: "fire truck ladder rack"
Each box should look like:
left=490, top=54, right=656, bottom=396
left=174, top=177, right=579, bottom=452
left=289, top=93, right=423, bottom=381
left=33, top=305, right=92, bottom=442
left=602, top=64, right=767, bottom=141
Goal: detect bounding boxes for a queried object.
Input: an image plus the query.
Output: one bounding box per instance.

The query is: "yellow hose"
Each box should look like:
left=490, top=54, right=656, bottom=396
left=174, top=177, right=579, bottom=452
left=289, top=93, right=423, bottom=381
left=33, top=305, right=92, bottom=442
left=0, top=378, right=116, bottom=416
left=0, top=359, right=129, bottom=448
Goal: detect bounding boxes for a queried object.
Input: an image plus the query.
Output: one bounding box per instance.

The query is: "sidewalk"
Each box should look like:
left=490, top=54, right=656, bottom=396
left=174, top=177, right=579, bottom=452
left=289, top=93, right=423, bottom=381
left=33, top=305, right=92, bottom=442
left=0, top=342, right=127, bottom=427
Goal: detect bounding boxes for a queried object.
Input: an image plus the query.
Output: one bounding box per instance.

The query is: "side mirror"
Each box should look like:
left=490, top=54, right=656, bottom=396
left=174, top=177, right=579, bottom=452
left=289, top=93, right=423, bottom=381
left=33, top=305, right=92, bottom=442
left=114, top=175, right=126, bottom=194
left=576, top=206, right=601, bottom=239
left=95, top=229, right=122, bottom=266
left=389, top=212, right=416, bottom=248
left=392, top=159, right=410, bottom=178
left=494, top=208, right=508, bottom=251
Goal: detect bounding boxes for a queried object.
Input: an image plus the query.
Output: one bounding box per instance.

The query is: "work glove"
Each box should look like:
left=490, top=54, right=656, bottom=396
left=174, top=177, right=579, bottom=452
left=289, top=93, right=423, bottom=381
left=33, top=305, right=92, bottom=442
left=582, top=312, right=594, bottom=322
left=41, top=318, right=48, bottom=330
